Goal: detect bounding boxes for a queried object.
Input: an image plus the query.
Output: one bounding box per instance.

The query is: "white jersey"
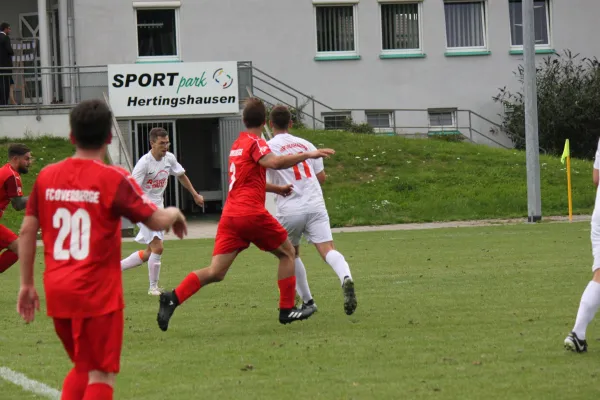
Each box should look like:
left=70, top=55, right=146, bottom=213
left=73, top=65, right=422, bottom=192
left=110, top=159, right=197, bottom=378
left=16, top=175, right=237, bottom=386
left=593, top=138, right=600, bottom=223
left=131, top=151, right=185, bottom=208
left=266, top=133, right=326, bottom=216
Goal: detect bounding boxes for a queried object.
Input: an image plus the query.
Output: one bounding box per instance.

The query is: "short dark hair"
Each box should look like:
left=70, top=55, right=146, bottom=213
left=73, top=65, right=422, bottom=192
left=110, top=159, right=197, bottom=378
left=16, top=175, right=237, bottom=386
left=8, top=143, right=30, bottom=158
left=270, top=105, right=291, bottom=130
left=0, top=23, right=10, bottom=32
left=149, top=127, right=168, bottom=142
left=242, top=98, right=266, bottom=129
left=69, top=99, right=112, bottom=150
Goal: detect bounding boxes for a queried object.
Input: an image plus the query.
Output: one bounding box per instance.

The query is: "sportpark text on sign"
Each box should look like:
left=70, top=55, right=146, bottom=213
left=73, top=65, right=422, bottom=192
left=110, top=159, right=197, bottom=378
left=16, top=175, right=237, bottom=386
left=107, top=61, right=239, bottom=117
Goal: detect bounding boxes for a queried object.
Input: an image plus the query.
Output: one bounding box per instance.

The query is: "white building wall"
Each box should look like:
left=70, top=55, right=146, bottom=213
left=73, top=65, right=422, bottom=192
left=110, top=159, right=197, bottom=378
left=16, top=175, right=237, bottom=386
left=65, top=0, right=600, bottom=139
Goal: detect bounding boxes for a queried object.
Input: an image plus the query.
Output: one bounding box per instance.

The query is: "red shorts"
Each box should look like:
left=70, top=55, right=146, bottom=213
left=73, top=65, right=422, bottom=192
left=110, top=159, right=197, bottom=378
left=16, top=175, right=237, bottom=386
left=53, top=310, right=124, bottom=373
left=213, top=211, right=288, bottom=256
left=0, top=224, right=17, bottom=249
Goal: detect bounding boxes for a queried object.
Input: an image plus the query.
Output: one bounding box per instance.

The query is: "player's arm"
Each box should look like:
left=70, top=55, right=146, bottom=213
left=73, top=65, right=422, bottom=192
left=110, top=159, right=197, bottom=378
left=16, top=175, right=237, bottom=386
left=169, top=156, right=204, bottom=206
left=266, top=183, right=293, bottom=197
left=594, top=140, right=600, bottom=187
left=177, top=174, right=204, bottom=206
left=17, top=181, right=40, bottom=323
left=4, top=176, right=27, bottom=211
left=258, top=150, right=335, bottom=170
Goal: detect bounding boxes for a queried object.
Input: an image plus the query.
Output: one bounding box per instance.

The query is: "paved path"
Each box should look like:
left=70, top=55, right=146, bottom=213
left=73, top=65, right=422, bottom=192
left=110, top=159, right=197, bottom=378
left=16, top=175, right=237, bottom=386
left=140, top=214, right=592, bottom=242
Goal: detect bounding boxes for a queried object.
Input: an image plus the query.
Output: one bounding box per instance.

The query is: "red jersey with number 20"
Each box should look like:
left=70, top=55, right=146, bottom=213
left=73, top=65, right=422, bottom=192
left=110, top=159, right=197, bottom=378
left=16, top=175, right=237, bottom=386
left=25, top=158, right=157, bottom=319
left=222, top=132, right=272, bottom=217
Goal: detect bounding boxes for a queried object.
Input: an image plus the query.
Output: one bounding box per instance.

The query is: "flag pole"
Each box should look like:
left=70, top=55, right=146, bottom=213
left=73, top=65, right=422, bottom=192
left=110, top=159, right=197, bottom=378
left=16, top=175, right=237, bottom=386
left=567, top=154, right=573, bottom=222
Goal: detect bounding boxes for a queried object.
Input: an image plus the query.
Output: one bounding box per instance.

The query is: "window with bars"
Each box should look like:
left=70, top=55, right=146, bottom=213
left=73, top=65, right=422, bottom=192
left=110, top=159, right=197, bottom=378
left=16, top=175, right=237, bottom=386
left=315, top=5, right=357, bottom=54
left=444, top=1, right=487, bottom=50
left=380, top=2, right=421, bottom=53
left=428, top=110, right=456, bottom=130
left=366, top=111, right=393, bottom=129
left=323, top=113, right=351, bottom=130
left=508, top=0, right=550, bottom=48
left=136, top=8, right=179, bottom=59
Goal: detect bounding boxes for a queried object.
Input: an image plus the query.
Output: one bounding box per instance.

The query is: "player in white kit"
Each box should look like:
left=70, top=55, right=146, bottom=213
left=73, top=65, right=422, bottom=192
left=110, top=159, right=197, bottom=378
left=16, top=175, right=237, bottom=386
left=265, top=105, right=357, bottom=315
left=121, top=127, right=205, bottom=295
left=564, top=138, right=600, bottom=352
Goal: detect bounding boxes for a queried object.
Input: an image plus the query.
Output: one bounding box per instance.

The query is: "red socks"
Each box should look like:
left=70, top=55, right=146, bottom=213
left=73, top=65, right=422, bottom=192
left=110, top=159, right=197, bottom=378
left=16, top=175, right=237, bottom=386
left=278, top=276, right=296, bottom=310
left=61, top=369, right=88, bottom=400
left=0, top=250, right=18, bottom=273
left=174, top=273, right=202, bottom=304
left=83, top=383, right=113, bottom=400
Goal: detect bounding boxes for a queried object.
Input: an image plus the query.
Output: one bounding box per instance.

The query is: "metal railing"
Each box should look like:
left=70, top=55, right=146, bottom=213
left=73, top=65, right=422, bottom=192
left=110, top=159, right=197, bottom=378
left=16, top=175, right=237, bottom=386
left=242, top=62, right=515, bottom=148
left=0, top=62, right=519, bottom=149
left=0, top=65, right=108, bottom=119
left=102, top=92, right=133, bottom=172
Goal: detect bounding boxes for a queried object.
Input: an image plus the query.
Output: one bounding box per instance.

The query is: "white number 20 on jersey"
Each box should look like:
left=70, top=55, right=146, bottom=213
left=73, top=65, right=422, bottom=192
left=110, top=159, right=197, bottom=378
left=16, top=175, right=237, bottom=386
left=53, top=208, right=91, bottom=261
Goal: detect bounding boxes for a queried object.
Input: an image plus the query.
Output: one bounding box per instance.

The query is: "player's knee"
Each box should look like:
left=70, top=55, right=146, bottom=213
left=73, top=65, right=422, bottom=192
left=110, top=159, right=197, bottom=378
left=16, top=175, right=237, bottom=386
left=7, top=239, right=18, bottom=254
left=150, top=242, right=164, bottom=255
left=593, top=268, right=600, bottom=283
left=87, top=370, right=116, bottom=387
left=209, top=267, right=227, bottom=282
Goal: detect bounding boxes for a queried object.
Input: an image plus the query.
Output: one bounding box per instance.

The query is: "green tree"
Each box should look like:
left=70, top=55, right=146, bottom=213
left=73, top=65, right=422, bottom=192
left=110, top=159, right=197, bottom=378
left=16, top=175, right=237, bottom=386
left=493, top=50, right=600, bottom=159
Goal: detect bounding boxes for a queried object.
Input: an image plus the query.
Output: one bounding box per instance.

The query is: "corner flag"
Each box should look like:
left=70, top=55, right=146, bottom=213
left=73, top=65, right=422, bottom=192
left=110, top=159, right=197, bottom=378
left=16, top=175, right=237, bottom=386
left=561, top=139, right=573, bottom=222
left=561, top=139, right=570, bottom=165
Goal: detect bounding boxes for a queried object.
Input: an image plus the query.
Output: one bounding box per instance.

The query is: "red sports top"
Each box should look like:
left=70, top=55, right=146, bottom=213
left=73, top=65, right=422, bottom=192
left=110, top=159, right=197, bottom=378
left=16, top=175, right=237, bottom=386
left=0, top=163, right=23, bottom=219
left=25, top=158, right=157, bottom=318
left=222, top=132, right=272, bottom=217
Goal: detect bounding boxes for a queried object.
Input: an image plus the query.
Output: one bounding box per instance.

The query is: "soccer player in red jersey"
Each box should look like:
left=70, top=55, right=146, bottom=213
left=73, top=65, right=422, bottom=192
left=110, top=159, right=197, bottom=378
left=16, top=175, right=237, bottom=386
left=156, top=98, right=335, bottom=330
left=16, top=99, right=188, bottom=400
left=0, top=143, right=32, bottom=273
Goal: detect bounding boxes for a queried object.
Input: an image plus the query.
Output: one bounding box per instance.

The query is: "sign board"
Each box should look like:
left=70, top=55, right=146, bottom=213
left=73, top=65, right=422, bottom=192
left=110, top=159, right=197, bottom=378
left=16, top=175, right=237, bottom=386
left=107, top=61, right=239, bottom=117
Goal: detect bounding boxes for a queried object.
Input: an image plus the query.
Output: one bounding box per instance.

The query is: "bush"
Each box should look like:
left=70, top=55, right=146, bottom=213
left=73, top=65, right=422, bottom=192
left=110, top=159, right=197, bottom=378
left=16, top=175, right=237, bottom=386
left=265, top=100, right=308, bottom=129
left=341, top=117, right=375, bottom=134
left=493, top=50, right=600, bottom=159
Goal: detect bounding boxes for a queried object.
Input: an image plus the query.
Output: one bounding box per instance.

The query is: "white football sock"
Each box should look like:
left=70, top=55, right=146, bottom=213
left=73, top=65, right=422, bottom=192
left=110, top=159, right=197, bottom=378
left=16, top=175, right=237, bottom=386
left=294, top=257, right=313, bottom=303
left=325, top=250, right=352, bottom=285
left=573, top=280, right=600, bottom=340
left=148, top=253, right=162, bottom=288
left=121, top=251, right=144, bottom=271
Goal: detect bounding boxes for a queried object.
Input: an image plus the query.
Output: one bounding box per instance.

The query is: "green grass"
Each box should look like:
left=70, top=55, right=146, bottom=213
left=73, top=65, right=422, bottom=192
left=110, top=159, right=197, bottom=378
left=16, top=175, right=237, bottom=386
left=293, top=129, right=595, bottom=227
left=0, top=136, right=74, bottom=232
left=0, top=133, right=595, bottom=230
left=2, top=223, right=600, bottom=399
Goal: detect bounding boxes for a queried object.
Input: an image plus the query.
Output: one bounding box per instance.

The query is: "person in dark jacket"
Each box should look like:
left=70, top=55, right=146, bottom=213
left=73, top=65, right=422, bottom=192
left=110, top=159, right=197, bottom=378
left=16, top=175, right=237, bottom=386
left=0, top=23, right=14, bottom=106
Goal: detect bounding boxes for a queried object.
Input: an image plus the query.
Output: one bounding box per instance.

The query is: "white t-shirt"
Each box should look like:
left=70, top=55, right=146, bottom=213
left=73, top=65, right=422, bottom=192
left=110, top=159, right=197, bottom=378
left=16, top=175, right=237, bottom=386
left=266, top=133, right=326, bottom=216
left=131, top=151, right=185, bottom=208
left=593, top=139, right=600, bottom=223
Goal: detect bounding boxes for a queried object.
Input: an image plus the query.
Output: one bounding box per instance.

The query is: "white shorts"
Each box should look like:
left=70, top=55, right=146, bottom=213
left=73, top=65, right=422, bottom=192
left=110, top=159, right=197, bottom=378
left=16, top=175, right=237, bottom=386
left=135, top=222, right=164, bottom=245
left=277, top=211, right=333, bottom=247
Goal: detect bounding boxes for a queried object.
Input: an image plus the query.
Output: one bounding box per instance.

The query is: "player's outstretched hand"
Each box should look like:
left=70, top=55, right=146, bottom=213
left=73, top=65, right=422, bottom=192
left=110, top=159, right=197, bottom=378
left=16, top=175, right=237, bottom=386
left=17, top=285, right=39, bottom=324
left=171, top=210, right=188, bottom=239
left=193, top=193, right=205, bottom=207
left=309, top=148, right=335, bottom=159
left=277, top=184, right=294, bottom=197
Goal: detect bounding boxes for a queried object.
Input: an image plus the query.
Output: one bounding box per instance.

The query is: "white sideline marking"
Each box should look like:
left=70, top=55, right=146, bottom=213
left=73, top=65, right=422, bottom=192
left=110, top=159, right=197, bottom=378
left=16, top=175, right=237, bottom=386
left=0, top=367, right=61, bottom=399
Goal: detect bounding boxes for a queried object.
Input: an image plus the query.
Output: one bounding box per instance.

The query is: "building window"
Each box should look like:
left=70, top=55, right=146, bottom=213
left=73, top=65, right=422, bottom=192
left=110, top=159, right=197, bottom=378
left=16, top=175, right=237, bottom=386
left=136, top=8, right=179, bottom=60
left=315, top=5, right=358, bottom=56
left=508, top=0, right=550, bottom=48
left=444, top=1, right=487, bottom=51
left=323, top=112, right=351, bottom=130
left=428, top=109, right=457, bottom=131
left=366, top=111, right=393, bottom=130
left=380, top=2, right=422, bottom=54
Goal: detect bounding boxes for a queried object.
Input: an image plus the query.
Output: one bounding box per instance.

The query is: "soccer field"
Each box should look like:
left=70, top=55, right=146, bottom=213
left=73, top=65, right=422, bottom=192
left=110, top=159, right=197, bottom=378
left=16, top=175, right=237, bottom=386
left=1, top=222, right=599, bottom=399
